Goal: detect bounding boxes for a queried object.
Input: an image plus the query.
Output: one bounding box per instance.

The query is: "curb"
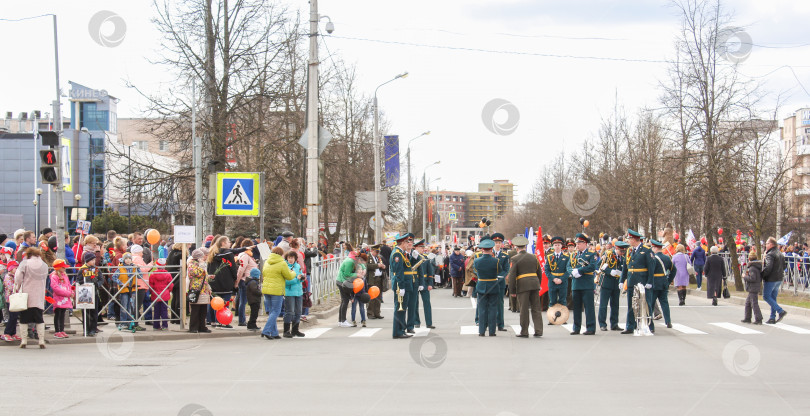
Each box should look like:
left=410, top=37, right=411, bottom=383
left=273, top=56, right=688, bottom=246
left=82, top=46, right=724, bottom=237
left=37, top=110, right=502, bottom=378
left=686, top=289, right=810, bottom=317
left=312, top=305, right=339, bottom=320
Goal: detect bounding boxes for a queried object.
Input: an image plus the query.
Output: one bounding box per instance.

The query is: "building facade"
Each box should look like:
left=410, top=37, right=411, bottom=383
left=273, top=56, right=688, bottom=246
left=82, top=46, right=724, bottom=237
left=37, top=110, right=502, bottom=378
left=783, top=108, right=810, bottom=219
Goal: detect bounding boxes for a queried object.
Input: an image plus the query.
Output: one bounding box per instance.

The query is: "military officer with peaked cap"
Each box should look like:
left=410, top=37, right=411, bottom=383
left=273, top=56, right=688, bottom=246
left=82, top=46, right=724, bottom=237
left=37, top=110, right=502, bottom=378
left=570, top=233, right=597, bottom=335
left=491, top=233, right=510, bottom=332
left=412, top=239, right=435, bottom=330
left=389, top=232, right=415, bottom=339
left=506, top=235, right=543, bottom=337
left=473, top=238, right=500, bottom=336
left=545, top=236, right=572, bottom=315
left=649, top=239, right=676, bottom=331
left=619, top=229, right=656, bottom=334
left=599, top=240, right=628, bottom=331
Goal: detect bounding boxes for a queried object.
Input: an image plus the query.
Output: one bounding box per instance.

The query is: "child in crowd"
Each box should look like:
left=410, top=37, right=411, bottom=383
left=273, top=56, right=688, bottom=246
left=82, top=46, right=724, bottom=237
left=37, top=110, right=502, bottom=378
left=112, top=253, right=140, bottom=330
left=1, top=261, right=20, bottom=341
left=78, top=252, right=100, bottom=336
left=246, top=268, right=262, bottom=331
left=50, top=259, right=74, bottom=338
left=149, top=258, right=174, bottom=330
left=283, top=252, right=306, bottom=337
left=350, top=254, right=369, bottom=327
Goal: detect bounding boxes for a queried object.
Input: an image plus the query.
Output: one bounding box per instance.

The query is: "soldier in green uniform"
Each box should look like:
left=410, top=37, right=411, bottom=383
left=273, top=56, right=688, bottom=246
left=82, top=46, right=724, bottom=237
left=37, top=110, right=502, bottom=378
left=412, top=239, right=435, bottom=329
left=619, top=229, right=656, bottom=334
left=545, top=236, right=572, bottom=319
left=389, top=233, right=415, bottom=339
left=506, top=236, right=543, bottom=337
left=598, top=241, right=628, bottom=331
left=649, top=239, right=676, bottom=330
left=405, top=239, right=422, bottom=334
left=491, top=233, right=510, bottom=332
left=570, top=233, right=597, bottom=335
left=473, top=239, right=500, bottom=336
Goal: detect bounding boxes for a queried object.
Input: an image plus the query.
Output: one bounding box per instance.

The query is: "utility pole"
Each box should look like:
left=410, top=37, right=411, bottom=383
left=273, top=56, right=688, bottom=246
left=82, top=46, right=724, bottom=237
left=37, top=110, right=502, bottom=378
left=422, top=172, right=427, bottom=241
left=51, top=14, right=65, bottom=260
left=407, top=147, right=412, bottom=233
left=193, top=78, right=203, bottom=245
left=305, top=0, right=321, bottom=245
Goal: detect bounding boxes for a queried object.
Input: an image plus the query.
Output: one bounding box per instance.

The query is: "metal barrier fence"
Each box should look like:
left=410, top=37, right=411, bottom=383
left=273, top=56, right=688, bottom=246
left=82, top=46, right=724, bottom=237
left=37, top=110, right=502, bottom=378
left=310, top=255, right=346, bottom=305
left=715, top=252, right=809, bottom=295
left=66, top=264, right=185, bottom=331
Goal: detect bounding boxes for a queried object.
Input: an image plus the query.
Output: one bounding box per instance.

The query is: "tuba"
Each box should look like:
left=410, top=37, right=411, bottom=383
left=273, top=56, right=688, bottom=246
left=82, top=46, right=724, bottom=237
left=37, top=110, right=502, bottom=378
left=632, top=283, right=654, bottom=336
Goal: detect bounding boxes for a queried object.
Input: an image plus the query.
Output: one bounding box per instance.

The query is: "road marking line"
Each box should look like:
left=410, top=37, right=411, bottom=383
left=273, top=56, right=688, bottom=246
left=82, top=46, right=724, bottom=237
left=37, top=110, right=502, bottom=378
left=300, top=327, right=332, bottom=339
left=460, top=326, right=479, bottom=335
left=671, top=323, right=707, bottom=334
left=561, top=323, right=574, bottom=332
left=773, top=323, right=810, bottom=334
left=349, top=328, right=381, bottom=337
left=470, top=297, right=477, bottom=308
left=413, top=328, right=431, bottom=337
left=510, top=324, right=523, bottom=334
left=710, top=322, right=763, bottom=334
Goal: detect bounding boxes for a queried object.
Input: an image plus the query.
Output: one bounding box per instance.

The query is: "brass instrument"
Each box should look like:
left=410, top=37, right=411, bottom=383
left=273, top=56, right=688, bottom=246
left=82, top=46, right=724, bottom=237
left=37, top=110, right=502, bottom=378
left=394, top=276, right=404, bottom=312
left=632, top=283, right=654, bottom=336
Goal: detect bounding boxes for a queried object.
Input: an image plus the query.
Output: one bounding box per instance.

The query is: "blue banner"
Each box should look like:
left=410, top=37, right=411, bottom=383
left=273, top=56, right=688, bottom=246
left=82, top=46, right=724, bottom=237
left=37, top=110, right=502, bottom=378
left=384, top=135, right=400, bottom=187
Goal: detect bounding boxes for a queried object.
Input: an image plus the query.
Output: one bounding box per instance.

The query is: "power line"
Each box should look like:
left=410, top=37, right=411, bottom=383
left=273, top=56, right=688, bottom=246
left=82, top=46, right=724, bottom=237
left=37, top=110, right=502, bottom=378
left=0, top=14, right=53, bottom=22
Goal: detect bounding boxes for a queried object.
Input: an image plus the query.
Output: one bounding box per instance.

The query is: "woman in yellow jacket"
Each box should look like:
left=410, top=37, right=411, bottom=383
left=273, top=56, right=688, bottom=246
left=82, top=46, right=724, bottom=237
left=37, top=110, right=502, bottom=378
left=260, top=247, right=295, bottom=339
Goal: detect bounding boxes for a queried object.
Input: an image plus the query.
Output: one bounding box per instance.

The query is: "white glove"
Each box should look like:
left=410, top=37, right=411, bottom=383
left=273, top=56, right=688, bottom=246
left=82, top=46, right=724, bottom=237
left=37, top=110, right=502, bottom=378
left=418, top=285, right=424, bottom=291
left=399, top=289, right=405, bottom=296
left=412, top=250, right=420, bottom=258
left=645, top=284, right=652, bottom=289
left=610, top=269, right=621, bottom=277
left=571, top=269, right=581, bottom=278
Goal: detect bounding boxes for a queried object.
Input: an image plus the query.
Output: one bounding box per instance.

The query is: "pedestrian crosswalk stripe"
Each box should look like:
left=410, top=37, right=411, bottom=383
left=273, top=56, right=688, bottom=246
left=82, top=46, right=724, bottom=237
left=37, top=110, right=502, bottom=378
left=349, top=328, right=381, bottom=337
left=671, top=323, right=707, bottom=334
left=709, top=322, right=763, bottom=334
left=510, top=324, right=522, bottom=334
left=300, top=327, right=332, bottom=339
left=773, top=323, right=810, bottom=334
left=413, top=328, right=431, bottom=337
left=460, top=326, right=479, bottom=335
left=470, top=297, right=477, bottom=308
left=561, top=323, right=574, bottom=332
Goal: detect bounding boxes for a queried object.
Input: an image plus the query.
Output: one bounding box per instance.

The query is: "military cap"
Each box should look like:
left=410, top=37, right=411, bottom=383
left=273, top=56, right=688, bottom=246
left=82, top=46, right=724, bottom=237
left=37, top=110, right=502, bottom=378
left=394, top=232, right=415, bottom=242
left=614, top=241, right=630, bottom=249
left=478, top=239, right=495, bottom=249
left=649, top=239, right=664, bottom=247
left=491, top=232, right=505, bottom=241
left=575, top=233, right=590, bottom=244
left=281, top=231, right=294, bottom=237
left=371, top=244, right=381, bottom=250
left=627, top=229, right=644, bottom=239
left=566, top=239, right=576, bottom=247
left=414, top=239, right=426, bottom=247
left=481, top=234, right=492, bottom=241
left=512, top=235, right=529, bottom=247
left=551, top=236, right=565, bottom=245
left=542, top=234, right=552, bottom=242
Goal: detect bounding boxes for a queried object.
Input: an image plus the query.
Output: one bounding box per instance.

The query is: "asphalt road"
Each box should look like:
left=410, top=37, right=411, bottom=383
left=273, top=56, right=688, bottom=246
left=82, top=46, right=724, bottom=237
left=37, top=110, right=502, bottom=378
left=4, top=288, right=809, bottom=416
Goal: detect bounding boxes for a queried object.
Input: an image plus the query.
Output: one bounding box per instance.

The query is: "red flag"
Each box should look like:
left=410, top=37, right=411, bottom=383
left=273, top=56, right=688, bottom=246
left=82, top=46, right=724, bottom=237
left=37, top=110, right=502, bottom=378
left=535, top=225, right=549, bottom=296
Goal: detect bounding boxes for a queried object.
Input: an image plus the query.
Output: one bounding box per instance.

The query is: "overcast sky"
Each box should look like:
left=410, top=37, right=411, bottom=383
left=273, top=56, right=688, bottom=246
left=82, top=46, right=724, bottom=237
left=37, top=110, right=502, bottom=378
left=2, top=0, right=809, bottom=202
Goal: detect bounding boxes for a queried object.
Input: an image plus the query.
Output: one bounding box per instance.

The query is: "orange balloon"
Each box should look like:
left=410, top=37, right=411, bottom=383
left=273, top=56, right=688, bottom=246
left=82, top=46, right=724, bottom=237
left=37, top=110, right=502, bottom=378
left=353, top=278, right=364, bottom=293
left=146, top=229, right=161, bottom=245
left=210, top=296, right=224, bottom=311
left=583, top=220, right=590, bottom=228
left=368, top=286, right=380, bottom=299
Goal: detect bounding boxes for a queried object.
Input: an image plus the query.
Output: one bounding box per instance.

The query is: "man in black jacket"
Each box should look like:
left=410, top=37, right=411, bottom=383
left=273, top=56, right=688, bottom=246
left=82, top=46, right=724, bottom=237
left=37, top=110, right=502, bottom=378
left=761, top=237, right=787, bottom=324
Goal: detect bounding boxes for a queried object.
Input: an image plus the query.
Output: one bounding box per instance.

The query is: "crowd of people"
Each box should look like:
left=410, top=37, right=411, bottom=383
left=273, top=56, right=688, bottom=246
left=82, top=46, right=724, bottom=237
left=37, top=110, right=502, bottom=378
left=0, top=224, right=801, bottom=346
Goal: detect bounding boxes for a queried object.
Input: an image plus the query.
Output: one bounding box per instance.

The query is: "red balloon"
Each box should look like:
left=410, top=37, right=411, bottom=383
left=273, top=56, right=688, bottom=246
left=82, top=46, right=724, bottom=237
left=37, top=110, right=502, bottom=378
left=718, top=237, right=724, bottom=243
left=701, top=237, right=707, bottom=245
left=216, top=307, right=233, bottom=325
left=673, top=232, right=680, bottom=241
left=718, top=228, right=723, bottom=235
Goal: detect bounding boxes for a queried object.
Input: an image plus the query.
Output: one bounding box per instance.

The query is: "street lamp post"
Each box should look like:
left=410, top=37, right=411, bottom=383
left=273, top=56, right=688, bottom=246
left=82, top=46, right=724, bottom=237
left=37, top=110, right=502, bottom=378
left=34, top=188, right=43, bottom=234
left=406, top=131, right=430, bottom=233
left=421, top=161, right=440, bottom=241
left=373, top=72, right=408, bottom=243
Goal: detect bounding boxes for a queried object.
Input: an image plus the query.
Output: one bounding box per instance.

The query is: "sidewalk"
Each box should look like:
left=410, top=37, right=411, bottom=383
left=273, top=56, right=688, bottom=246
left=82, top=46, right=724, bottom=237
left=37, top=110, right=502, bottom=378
left=686, top=288, right=810, bottom=317
left=0, top=313, right=329, bottom=347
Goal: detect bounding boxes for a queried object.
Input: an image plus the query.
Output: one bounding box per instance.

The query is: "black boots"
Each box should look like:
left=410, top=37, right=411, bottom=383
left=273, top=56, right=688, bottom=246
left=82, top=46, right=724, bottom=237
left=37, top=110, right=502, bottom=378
left=678, top=289, right=686, bottom=306
left=283, top=322, right=293, bottom=338
left=292, top=323, right=305, bottom=337
left=712, top=297, right=718, bottom=306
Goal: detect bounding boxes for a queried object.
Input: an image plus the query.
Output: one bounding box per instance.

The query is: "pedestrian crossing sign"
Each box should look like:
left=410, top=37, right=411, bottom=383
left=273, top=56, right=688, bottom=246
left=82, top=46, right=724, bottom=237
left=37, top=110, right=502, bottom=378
left=216, top=172, right=261, bottom=216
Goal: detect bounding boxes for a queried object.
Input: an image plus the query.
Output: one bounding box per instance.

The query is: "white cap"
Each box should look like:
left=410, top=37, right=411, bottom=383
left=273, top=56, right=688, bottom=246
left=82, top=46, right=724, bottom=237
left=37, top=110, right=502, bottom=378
left=465, top=250, right=473, bottom=256
left=131, top=244, right=144, bottom=253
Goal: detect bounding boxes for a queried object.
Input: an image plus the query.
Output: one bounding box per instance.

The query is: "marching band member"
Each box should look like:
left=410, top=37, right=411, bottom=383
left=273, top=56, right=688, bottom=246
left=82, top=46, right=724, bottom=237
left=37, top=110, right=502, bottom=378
left=473, top=239, right=500, bottom=336
left=650, top=239, right=676, bottom=330
left=413, top=239, right=435, bottom=329
left=544, top=236, right=572, bottom=325
left=389, top=233, right=415, bottom=339
left=619, top=229, right=656, bottom=335
left=570, top=233, right=597, bottom=335
left=598, top=240, right=626, bottom=331
left=491, top=233, right=510, bottom=332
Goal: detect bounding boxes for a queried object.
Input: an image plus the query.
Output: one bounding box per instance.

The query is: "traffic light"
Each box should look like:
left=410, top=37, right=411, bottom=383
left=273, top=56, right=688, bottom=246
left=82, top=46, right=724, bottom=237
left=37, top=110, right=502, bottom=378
left=40, top=148, right=60, bottom=185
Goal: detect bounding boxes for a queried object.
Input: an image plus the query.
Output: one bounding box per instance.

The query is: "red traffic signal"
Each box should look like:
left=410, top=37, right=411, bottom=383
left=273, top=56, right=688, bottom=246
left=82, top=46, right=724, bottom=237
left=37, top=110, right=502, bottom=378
left=39, top=149, right=60, bottom=185
left=41, top=149, right=57, bottom=165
